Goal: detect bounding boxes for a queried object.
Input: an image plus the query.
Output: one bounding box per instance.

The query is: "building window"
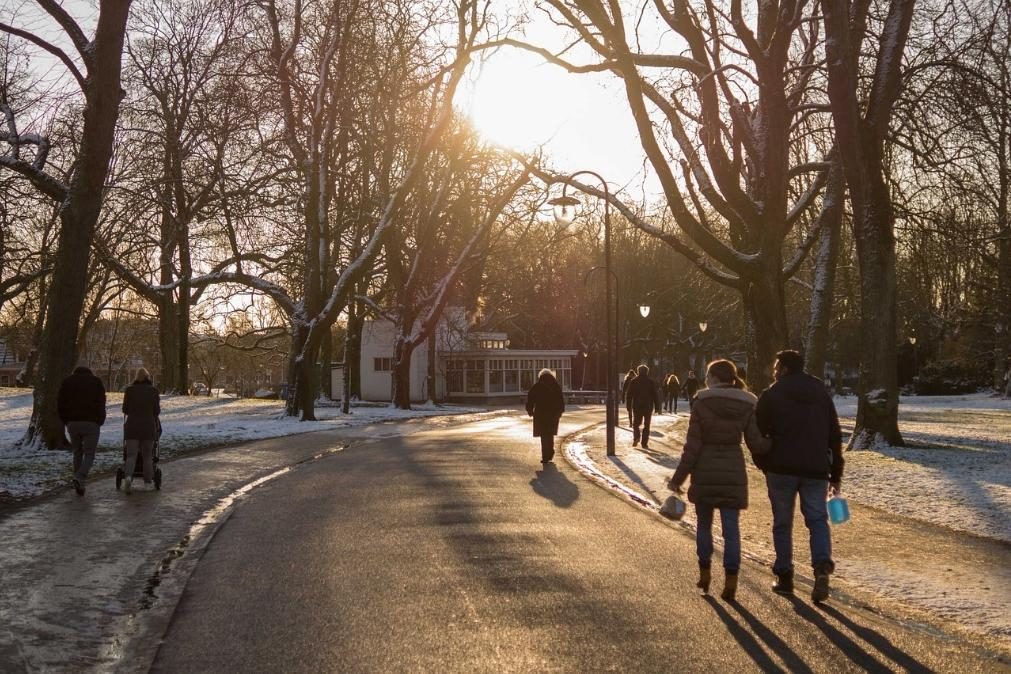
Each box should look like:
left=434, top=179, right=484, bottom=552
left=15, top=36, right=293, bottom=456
left=446, top=360, right=464, bottom=393
left=466, top=360, right=486, bottom=393
left=374, top=357, right=393, bottom=372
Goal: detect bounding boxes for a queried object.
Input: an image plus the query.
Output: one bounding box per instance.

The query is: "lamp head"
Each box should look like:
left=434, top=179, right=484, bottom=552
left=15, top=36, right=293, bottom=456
left=638, top=305, right=651, bottom=318
left=549, top=195, right=580, bottom=227
left=909, top=336, right=916, bottom=345
left=699, top=321, right=708, bottom=333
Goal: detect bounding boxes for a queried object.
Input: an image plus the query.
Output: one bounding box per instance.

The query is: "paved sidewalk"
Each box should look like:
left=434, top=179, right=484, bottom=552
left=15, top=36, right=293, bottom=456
left=562, top=412, right=1011, bottom=660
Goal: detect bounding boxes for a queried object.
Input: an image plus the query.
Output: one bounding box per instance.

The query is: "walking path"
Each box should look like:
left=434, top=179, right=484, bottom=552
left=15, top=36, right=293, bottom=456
left=562, top=412, right=1011, bottom=659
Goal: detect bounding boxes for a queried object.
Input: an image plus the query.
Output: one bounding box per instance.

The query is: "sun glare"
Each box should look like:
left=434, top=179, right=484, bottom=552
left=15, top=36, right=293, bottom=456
left=464, top=53, right=577, bottom=151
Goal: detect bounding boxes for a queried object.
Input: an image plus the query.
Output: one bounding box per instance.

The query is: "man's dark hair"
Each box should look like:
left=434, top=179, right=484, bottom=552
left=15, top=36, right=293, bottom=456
left=775, top=350, right=805, bottom=375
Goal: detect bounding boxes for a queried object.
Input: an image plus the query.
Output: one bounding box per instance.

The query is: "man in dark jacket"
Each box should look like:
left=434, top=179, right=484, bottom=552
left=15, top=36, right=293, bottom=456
left=526, top=369, right=565, bottom=464
left=57, top=365, right=107, bottom=496
left=681, top=371, right=700, bottom=408
left=628, top=364, right=661, bottom=449
left=755, top=350, right=843, bottom=602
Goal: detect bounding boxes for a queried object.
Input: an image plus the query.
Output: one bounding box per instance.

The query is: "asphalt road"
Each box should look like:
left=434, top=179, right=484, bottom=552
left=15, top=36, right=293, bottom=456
left=151, top=410, right=1005, bottom=673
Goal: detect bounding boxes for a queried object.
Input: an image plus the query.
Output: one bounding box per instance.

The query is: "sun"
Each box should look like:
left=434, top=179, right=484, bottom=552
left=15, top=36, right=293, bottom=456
left=463, top=51, right=577, bottom=151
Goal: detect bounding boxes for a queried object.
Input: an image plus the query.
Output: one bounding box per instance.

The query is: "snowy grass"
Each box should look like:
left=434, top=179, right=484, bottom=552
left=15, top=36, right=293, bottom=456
left=834, top=394, right=1011, bottom=542
left=0, top=388, right=484, bottom=501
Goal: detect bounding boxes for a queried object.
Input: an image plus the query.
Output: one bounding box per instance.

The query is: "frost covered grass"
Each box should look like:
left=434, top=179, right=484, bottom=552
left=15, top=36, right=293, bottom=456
left=0, top=388, right=483, bottom=501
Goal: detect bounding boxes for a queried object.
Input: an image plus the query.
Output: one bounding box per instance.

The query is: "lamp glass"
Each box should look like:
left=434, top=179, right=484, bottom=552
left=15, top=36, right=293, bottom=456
left=699, top=321, right=708, bottom=333
left=549, top=195, right=580, bottom=227
left=909, top=336, right=917, bottom=345
left=639, top=305, right=650, bottom=318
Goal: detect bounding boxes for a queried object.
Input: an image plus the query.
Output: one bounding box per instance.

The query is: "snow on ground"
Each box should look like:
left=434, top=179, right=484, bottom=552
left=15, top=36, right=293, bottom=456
left=0, top=388, right=484, bottom=501
left=835, top=394, right=1011, bottom=543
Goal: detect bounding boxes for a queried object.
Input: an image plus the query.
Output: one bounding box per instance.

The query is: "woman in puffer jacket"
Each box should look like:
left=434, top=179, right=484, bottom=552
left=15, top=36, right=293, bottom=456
left=668, top=359, right=769, bottom=600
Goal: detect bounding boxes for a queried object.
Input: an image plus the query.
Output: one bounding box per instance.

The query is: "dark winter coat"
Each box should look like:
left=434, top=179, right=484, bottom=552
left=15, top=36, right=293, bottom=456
left=123, top=379, right=161, bottom=441
left=526, top=373, right=565, bottom=437
left=681, top=376, right=700, bottom=399
left=627, top=374, right=661, bottom=414
left=621, top=373, right=634, bottom=407
left=755, top=372, right=843, bottom=483
left=57, top=367, right=107, bottom=426
left=668, top=386, right=770, bottom=509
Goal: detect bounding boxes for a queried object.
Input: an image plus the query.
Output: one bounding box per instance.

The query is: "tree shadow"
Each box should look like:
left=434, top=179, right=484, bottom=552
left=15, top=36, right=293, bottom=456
left=529, top=463, right=579, bottom=508
left=702, top=596, right=806, bottom=672
left=816, top=602, right=934, bottom=673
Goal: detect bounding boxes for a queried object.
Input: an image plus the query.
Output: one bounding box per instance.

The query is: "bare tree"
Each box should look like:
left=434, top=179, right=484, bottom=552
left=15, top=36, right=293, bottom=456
left=823, top=0, right=916, bottom=447
left=1, top=0, right=135, bottom=448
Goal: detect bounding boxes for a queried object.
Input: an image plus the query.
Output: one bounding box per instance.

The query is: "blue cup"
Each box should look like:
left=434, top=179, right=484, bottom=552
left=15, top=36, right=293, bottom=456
left=827, top=495, right=850, bottom=525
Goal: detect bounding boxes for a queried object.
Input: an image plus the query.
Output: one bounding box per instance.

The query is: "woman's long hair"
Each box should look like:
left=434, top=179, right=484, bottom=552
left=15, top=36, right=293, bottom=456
left=135, top=367, right=151, bottom=383
left=707, top=359, right=747, bottom=390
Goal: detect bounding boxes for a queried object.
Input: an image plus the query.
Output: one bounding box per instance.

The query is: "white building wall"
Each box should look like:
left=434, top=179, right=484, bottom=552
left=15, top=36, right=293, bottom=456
left=359, top=320, right=434, bottom=403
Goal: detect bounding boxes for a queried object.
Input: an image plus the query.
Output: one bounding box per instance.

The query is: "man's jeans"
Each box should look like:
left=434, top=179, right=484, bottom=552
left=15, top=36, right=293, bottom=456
left=766, top=472, right=834, bottom=574
left=632, top=410, right=653, bottom=446
left=66, top=421, right=100, bottom=483
left=696, top=505, right=741, bottom=573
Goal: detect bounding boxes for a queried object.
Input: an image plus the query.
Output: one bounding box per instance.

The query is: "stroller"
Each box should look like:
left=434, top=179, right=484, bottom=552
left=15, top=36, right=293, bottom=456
left=115, top=422, right=163, bottom=491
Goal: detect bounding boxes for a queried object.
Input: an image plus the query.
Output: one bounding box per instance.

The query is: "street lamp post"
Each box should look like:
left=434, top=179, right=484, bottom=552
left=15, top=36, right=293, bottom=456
left=551, top=171, right=616, bottom=456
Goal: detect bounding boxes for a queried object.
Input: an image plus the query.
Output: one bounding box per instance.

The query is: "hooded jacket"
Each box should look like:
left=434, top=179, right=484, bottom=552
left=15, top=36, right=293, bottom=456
left=57, top=367, right=107, bottom=426
left=669, top=385, right=770, bottom=509
left=525, top=372, right=565, bottom=437
left=755, top=372, right=843, bottom=482
left=123, top=379, right=161, bottom=441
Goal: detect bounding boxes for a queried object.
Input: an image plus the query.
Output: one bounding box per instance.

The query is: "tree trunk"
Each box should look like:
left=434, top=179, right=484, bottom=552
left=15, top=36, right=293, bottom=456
left=804, top=162, right=845, bottom=380
left=994, top=172, right=1010, bottom=390
left=391, top=332, right=414, bottom=410
left=23, top=0, right=133, bottom=449
left=319, top=329, right=332, bottom=400
left=850, top=193, right=903, bottom=447
left=158, top=295, right=180, bottom=392
left=427, top=332, right=437, bottom=403
left=742, top=260, right=789, bottom=392
left=285, top=322, right=319, bottom=420
left=176, top=282, right=191, bottom=395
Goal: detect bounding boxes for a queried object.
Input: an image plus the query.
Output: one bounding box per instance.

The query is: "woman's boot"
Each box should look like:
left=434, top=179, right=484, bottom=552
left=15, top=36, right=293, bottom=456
left=721, top=572, right=738, bottom=601
left=697, top=565, right=711, bottom=593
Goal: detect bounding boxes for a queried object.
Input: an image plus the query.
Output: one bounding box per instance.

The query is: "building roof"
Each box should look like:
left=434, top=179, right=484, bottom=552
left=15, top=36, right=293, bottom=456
left=438, top=349, right=579, bottom=358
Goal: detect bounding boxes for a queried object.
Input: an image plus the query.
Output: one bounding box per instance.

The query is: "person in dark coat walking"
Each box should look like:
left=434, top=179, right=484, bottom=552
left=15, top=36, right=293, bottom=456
left=122, top=367, right=161, bottom=493
left=755, top=350, right=844, bottom=603
left=620, top=369, right=636, bottom=426
left=681, top=370, right=700, bottom=408
left=57, top=365, right=107, bottom=496
left=664, top=373, right=681, bottom=413
left=627, top=364, right=661, bottom=448
left=668, top=360, right=769, bottom=600
left=525, top=369, right=565, bottom=464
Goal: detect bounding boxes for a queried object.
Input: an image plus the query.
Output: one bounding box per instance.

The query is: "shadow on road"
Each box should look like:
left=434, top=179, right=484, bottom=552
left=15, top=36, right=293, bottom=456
left=784, top=595, right=928, bottom=671
left=606, top=456, right=663, bottom=503
left=721, top=599, right=815, bottom=673
left=529, top=464, right=579, bottom=508
left=814, top=602, right=933, bottom=673
left=702, top=596, right=795, bottom=672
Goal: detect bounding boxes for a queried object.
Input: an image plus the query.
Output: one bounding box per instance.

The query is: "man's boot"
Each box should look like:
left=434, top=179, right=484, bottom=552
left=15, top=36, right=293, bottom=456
left=772, top=570, right=794, bottom=595
left=721, top=573, right=738, bottom=601
left=812, top=567, right=831, bottom=602
left=697, top=565, right=711, bottom=594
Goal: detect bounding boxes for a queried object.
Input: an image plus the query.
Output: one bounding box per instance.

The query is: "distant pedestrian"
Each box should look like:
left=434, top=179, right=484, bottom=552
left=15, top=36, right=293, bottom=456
left=664, top=373, right=681, bottom=413
left=681, top=370, right=700, bottom=408
left=621, top=369, right=636, bottom=426
left=627, top=364, right=661, bottom=449
left=1003, top=360, right=1011, bottom=399
left=667, top=360, right=769, bottom=600
left=122, top=367, right=161, bottom=494
left=57, top=365, right=107, bottom=496
left=755, top=350, right=844, bottom=603
left=526, top=368, right=565, bottom=464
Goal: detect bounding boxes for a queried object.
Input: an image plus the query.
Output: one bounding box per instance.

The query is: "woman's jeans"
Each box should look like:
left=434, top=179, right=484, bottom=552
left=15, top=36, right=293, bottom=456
left=696, top=505, right=740, bottom=572
left=124, top=439, right=155, bottom=482
left=766, top=472, right=834, bottom=574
